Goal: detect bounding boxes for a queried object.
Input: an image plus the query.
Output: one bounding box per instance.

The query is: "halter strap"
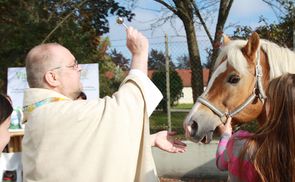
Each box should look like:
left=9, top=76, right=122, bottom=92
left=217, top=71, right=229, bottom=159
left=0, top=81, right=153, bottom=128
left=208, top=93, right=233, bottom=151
left=197, top=97, right=224, bottom=118
left=255, top=49, right=267, bottom=100
left=197, top=93, right=257, bottom=124
left=197, top=45, right=267, bottom=123
left=23, top=97, right=67, bottom=113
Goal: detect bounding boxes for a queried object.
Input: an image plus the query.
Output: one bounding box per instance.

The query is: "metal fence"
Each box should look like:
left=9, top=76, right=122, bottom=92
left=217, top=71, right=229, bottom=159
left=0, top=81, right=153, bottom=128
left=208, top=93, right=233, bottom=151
left=109, top=34, right=211, bottom=133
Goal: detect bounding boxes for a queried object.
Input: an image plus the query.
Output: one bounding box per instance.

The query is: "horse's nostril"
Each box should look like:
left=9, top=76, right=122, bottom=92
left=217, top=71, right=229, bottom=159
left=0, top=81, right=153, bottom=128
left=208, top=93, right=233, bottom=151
left=191, top=121, right=198, bottom=136
left=191, top=121, right=198, bottom=130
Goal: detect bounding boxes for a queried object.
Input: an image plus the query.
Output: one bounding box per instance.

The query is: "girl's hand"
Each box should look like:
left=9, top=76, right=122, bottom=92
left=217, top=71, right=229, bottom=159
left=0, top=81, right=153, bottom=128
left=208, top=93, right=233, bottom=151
left=218, top=117, right=232, bottom=136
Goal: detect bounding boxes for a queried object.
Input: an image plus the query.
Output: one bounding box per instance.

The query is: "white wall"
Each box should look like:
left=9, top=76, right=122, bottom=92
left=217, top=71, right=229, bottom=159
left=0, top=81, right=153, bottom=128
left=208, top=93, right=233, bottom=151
left=177, top=87, right=207, bottom=104
left=178, top=87, right=193, bottom=104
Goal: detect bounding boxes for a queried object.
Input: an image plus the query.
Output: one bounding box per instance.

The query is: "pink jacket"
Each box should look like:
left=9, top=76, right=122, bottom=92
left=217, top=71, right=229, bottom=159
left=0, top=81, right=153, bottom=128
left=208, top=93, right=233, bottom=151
left=216, top=130, right=259, bottom=182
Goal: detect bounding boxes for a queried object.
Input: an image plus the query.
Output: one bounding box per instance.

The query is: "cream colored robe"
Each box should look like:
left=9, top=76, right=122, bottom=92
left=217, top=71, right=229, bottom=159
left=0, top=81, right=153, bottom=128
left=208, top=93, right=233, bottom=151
left=22, top=75, right=159, bottom=182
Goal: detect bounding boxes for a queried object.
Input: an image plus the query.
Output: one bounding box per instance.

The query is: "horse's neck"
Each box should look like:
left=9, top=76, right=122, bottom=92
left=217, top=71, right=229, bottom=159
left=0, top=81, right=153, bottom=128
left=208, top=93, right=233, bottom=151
left=261, top=41, right=295, bottom=79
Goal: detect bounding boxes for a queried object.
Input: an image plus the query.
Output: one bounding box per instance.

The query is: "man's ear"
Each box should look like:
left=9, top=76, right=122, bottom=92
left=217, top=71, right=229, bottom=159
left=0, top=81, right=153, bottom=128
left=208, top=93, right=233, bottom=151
left=44, top=71, right=60, bottom=87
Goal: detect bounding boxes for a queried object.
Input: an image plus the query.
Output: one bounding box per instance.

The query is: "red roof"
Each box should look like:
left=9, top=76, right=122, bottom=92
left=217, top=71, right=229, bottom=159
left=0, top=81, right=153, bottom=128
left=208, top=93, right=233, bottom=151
left=105, top=69, right=210, bottom=87
left=148, top=69, right=209, bottom=87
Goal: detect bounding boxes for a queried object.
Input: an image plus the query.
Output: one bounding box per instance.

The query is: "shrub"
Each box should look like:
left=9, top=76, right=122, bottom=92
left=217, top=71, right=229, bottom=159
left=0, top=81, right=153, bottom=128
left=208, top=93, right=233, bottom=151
left=151, top=69, right=183, bottom=112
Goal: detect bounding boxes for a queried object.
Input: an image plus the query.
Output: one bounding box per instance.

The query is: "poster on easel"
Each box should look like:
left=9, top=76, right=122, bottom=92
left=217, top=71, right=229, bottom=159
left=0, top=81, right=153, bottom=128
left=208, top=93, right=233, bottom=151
left=7, top=64, right=99, bottom=130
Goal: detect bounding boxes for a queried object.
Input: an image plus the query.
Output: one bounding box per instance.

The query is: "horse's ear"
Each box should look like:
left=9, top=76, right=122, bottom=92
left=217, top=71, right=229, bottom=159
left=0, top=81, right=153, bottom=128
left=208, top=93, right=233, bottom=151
left=242, top=32, right=260, bottom=59
left=222, top=34, right=231, bottom=45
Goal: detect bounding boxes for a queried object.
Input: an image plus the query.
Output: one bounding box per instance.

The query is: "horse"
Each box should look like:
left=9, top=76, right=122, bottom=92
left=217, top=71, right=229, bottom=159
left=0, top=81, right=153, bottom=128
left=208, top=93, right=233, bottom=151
left=183, top=32, right=295, bottom=143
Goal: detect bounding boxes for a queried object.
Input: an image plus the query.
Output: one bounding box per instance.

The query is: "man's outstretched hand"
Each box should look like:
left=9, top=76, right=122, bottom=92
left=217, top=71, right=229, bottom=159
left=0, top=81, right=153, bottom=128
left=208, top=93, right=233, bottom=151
left=151, top=130, right=187, bottom=153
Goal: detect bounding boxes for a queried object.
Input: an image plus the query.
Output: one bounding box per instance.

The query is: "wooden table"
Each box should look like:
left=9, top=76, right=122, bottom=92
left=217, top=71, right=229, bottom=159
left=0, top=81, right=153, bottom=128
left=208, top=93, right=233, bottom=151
left=8, top=129, right=24, bottom=153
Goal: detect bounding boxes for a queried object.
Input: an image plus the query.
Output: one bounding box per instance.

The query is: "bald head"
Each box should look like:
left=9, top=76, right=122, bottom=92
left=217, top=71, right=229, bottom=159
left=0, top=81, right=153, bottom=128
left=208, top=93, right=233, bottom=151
left=25, top=43, right=82, bottom=99
left=25, top=43, right=65, bottom=88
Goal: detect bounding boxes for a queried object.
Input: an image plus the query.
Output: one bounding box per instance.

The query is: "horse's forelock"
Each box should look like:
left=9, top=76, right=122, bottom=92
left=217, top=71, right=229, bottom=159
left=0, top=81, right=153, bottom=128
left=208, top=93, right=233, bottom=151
left=214, top=40, right=249, bottom=76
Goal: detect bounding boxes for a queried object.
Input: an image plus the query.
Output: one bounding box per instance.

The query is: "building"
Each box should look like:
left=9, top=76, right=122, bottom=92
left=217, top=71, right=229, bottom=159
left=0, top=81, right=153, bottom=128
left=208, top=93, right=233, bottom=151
left=148, top=69, right=209, bottom=104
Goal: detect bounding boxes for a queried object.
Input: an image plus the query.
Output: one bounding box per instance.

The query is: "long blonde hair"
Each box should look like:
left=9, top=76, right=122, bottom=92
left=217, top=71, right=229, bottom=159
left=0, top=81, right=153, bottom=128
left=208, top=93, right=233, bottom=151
left=241, top=73, right=295, bottom=182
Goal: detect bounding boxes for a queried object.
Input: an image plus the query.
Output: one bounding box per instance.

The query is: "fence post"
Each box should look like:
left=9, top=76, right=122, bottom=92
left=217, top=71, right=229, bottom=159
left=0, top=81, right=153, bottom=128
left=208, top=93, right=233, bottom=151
left=165, top=33, right=172, bottom=132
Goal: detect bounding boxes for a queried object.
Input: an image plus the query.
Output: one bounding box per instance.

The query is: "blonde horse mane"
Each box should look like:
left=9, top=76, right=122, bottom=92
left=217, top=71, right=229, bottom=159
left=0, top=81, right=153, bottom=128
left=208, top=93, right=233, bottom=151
left=215, top=39, right=295, bottom=79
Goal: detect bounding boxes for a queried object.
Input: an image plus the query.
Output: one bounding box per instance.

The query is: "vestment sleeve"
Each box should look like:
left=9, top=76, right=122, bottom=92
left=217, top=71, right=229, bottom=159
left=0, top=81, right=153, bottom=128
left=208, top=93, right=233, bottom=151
left=129, top=69, right=163, bottom=116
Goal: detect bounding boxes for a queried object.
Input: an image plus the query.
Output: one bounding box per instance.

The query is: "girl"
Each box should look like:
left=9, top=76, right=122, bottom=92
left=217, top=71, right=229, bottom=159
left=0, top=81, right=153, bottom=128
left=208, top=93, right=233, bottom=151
left=0, top=93, right=13, bottom=152
left=217, top=73, right=295, bottom=182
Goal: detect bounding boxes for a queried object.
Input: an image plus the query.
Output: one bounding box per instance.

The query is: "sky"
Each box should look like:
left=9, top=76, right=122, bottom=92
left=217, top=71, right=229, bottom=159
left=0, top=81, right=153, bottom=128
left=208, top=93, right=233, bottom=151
left=105, top=0, right=282, bottom=64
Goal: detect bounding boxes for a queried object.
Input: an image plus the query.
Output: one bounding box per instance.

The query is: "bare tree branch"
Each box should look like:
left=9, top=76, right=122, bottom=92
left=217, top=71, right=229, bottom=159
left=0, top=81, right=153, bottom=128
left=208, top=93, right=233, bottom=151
left=153, top=0, right=178, bottom=15
left=198, top=0, right=219, bottom=10
left=262, top=0, right=293, bottom=17
left=41, top=0, right=88, bottom=43
left=191, top=0, right=214, bottom=46
left=150, top=13, right=176, bottom=29
left=262, top=0, right=286, bottom=12
left=209, top=0, right=234, bottom=73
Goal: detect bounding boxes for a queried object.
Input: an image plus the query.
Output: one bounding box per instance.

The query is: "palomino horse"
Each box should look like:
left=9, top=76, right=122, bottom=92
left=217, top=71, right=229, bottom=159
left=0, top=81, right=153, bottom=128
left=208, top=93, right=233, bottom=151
left=184, top=32, right=295, bottom=143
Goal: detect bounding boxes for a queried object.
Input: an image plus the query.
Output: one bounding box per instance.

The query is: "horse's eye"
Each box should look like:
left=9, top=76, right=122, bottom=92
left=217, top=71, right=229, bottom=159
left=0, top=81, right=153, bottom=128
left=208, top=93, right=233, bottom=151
left=228, top=75, right=240, bottom=84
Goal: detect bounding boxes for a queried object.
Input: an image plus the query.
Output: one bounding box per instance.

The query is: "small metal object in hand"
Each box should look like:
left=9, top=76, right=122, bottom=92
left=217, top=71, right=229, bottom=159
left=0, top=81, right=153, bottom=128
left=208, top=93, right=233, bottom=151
left=116, top=17, right=128, bottom=29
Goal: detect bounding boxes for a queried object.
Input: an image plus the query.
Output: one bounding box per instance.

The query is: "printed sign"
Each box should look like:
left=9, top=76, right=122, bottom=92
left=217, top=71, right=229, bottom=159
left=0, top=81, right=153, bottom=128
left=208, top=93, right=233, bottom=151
left=7, top=64, right=99, bottom=129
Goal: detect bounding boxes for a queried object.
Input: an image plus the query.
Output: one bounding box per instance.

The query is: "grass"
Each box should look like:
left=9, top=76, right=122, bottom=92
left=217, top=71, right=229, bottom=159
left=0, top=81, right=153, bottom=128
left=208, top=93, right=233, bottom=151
left=150, top=103, right=259, bottom=140
left=150, top=111, right=187, bottom=139
left=172, top=103, right=194, bottom=110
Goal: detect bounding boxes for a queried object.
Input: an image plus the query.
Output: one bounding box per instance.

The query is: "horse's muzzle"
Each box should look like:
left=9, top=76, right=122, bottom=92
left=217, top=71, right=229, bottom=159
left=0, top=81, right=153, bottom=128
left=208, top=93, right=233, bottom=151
left=185, top=116, right=217, bottom=144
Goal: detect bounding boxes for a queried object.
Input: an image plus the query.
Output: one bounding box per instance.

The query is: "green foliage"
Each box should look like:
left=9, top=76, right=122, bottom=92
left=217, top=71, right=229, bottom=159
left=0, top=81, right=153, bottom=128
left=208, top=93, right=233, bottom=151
left=0, top=0, right=133, bottom=92
left=151, top=69, right=183, bottom=112
left=148, top=49, right=175, bottom=70
left=99, top=60, right=125, bottom=97
left=233, top=10, right=294, bottom=50
left=172, top=103, right=194, bottom=109
left=238, top=120, right=259, bottom=133
left=72, top=0, right=134, bottom=34
left=149, top=49, right=181, bottom=111
left=110, top=49, right=130, bottom=71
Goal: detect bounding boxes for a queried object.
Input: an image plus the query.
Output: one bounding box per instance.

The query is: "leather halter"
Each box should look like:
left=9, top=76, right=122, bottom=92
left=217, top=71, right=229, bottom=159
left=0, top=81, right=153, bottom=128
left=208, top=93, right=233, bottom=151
left=197, top=47, right=267, bottom=124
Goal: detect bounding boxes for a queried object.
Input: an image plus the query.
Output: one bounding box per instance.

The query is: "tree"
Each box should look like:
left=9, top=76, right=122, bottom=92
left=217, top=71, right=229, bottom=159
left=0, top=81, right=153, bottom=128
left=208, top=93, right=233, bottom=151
left=176, top=54, right=190, bottom=69
left=153, top=0, right=203, bottom=102
left=0, top=0, right=134, bottom=92
left=110, top=49, right=130, bottom=71
left=41, top=0, right=135, bottom=42
left=90, top=37, right=124, bottom=97
left=148, top=49, right=175, bottom=70
left=259, top=0, right=294, bottom=49
left=232, top=3, right=294, bottom=50
left=152, top=0, right=234, bottom=102
left=151, top=69, right=183, bottom=112
left=99, top=60, right=126, bottom=97
left=206, top=0, right=234, bottom=71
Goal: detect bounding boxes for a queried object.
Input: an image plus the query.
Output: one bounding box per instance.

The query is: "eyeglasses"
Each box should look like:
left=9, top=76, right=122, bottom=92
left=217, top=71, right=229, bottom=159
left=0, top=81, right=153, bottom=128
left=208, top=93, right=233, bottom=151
left=49, top=60, right=79, bottom=71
